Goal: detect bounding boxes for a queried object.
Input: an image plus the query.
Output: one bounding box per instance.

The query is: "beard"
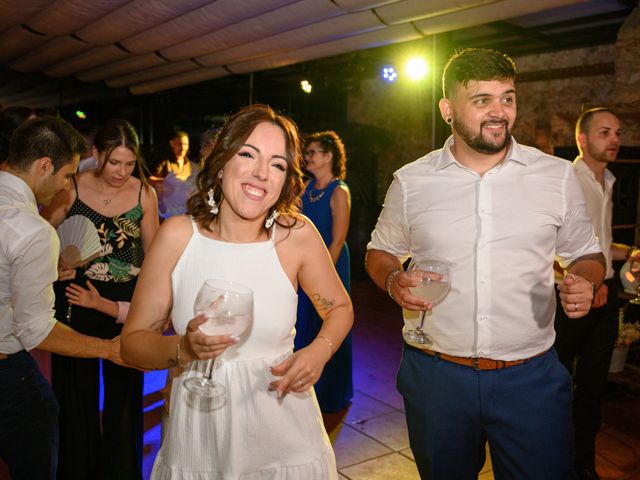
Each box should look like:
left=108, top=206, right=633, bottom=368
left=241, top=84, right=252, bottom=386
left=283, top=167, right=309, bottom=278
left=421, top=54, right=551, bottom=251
left=453, top=117, right=511, bottom=154
left=584, top=142, right=618, bottom=163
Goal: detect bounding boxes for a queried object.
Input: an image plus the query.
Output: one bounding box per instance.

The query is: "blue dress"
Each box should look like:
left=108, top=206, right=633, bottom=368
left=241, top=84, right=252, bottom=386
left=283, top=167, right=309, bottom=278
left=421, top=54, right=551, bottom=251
left=295, top=178, right=353, bottom=412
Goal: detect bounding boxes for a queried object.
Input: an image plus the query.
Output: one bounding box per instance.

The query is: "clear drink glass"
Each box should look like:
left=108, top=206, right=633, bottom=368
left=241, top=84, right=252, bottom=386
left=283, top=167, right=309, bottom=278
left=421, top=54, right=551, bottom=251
left=402, top=257, right=451, bottom=346
left=183, top=279, right=253, bottom=398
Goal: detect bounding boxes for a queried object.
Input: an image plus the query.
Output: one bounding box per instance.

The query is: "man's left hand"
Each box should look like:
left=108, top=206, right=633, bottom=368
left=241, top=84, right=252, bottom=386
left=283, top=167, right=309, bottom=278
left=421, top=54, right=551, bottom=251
left=591, top=283, right=608, bottom=309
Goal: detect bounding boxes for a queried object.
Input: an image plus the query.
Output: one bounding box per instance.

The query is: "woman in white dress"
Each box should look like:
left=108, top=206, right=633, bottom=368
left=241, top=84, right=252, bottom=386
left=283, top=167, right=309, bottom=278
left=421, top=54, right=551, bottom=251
left=121, top=104, right=353, bottom=479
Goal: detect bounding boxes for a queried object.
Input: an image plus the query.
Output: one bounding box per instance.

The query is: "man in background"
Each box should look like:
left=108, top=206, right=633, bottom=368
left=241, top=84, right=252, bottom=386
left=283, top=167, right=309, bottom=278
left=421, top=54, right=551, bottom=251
left=0, top=117, right=122, bottom=479
left=554, top=107, right=638, bottom=480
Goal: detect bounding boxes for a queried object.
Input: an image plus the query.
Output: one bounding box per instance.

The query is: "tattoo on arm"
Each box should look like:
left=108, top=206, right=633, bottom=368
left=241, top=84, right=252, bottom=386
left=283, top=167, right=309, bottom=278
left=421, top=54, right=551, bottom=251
left=311, top=293, right=335, bottom=311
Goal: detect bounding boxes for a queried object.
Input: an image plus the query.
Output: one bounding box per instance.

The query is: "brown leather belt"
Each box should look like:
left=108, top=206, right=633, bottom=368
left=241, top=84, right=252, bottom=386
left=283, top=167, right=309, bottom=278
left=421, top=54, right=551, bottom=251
left=0, top=353, right=8, bottom=360
left=406, top=343, right=549, bottom=370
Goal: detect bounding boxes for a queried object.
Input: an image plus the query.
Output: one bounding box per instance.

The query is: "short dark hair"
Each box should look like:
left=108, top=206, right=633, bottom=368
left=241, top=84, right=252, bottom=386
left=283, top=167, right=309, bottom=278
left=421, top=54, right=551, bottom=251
left=305, top=130, right=347, bottom=180
left=188, top=104, right=304, bottom=231
left=575, top=107, right=616, bottom=138
left=442, top=48, right=517, bottom=99
left=6, top=116, right=86, bottom=172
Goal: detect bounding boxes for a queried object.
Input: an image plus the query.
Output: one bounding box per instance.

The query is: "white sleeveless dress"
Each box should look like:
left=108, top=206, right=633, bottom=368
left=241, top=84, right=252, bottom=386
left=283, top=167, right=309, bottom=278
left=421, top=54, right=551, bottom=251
left=151, top=221, right=337, bottom=479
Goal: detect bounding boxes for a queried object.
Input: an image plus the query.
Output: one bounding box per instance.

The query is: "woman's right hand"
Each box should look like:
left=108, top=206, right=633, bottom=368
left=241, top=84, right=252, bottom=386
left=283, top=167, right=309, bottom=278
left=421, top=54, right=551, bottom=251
left=180, top=314, right=237, bottom=363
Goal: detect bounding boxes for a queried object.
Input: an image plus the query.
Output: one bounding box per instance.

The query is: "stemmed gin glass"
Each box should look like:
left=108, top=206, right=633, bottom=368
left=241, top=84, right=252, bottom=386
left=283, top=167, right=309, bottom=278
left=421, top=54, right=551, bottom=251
left=183, top=279, right=253, bottom=398
left=402, top=257, right=452, bottom=346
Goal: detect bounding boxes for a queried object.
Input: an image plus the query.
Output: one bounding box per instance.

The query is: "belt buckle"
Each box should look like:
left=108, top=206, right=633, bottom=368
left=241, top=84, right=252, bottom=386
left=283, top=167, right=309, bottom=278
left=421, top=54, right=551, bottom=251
left=473, top=357, right=480, bottom=371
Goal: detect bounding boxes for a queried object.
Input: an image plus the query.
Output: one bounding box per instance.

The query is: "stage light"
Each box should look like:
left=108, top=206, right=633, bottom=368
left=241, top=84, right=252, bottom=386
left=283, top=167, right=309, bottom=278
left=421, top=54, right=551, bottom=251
left=300, top=80, right=312, bottom=94
left=405, top=57, right=428, bottom=80
left=381, top=66, right=397, bottom=83
left=75, top=110, right=87, bottom=119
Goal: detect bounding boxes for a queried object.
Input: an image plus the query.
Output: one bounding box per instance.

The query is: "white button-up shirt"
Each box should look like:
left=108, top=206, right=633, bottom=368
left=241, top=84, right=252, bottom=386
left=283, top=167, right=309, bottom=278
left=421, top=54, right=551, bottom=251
left=0, top=171, right=58, bottom=354
left=572, top=157, right=615, bottom=280
left=368, top=136, right=601, bottom=360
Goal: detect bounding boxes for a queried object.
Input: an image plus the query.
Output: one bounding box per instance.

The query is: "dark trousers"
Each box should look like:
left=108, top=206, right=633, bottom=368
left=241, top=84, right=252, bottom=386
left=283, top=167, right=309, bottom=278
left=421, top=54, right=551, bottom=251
left=52, top=354, right=143, bottom=480
left=0, top=351, right=59, bottom=480
left=398, top=346, right=576, bottom=480
left=554, top=279, right=619, bottom=472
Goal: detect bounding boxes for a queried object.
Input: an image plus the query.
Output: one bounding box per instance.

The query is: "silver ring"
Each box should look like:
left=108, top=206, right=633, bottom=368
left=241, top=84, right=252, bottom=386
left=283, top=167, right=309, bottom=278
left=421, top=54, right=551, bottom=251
left=573, top=303, right=578, bottom=312
left=297, top=379, right=304, bottom=387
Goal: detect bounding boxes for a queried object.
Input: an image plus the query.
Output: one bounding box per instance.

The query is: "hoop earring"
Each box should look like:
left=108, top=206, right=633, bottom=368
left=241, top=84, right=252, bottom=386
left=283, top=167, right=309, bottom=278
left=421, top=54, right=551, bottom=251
left=207, top=188, right=219, bottom=215
left=446, top=117, right=453, bottom=125
left=265, top=210, right=279, bottom=229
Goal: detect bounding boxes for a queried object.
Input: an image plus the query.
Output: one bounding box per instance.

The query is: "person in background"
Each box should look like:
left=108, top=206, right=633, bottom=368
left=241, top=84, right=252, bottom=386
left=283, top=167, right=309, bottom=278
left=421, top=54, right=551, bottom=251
left=121, top=104, right=352, bottom=479
left=366, top=48, right=605, bottom=480
left=554, top=107, right=639, bottom=480
left=151, top=130, right=200, bottom=219
left=41, top=119, right=159, bottom=480
left=296, top=130, right=353, bottom=413
left=0, top=116, right=122, bottom=480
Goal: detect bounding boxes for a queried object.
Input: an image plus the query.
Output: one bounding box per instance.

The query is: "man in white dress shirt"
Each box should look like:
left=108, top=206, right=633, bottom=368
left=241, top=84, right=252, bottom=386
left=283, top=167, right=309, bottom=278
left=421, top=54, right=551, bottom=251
left=0, top=117, right=122, bottom=480
left=554, top=107, right=638, bottom=480
left=365, top=48, right=605, bottom=480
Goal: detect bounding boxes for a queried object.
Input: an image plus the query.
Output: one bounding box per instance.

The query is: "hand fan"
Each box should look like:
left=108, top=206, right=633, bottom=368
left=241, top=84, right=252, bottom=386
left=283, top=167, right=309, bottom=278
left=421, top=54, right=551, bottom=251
left=158, top=173, right=193, bottom=219
left=56, top=215, right=102, bottom=268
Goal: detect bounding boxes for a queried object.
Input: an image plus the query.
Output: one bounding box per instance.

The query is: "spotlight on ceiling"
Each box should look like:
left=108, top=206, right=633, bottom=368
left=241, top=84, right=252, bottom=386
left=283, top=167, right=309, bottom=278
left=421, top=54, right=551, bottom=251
left=405, top=57, right=428, bottom=80
left=381, top=66, right=398, bottom=83
left=300, top=80, right=312, bottom=94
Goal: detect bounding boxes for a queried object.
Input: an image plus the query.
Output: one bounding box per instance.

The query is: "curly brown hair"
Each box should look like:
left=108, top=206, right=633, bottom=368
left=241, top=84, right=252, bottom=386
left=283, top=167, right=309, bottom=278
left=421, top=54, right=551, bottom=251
left=188, top=104, right=304, bottom=231
left=304, top=130, right=347, bottom=180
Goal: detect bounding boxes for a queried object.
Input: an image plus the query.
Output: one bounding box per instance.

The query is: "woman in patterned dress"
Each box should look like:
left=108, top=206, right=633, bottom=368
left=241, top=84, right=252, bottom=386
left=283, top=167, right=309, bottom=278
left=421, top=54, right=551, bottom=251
left=41, top=119, right=159, bottom=480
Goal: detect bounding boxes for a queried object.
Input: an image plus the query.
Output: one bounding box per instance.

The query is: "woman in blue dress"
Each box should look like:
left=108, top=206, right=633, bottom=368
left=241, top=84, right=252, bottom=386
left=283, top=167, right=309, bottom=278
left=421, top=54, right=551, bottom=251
left=296, top=130, right=353, bottom=412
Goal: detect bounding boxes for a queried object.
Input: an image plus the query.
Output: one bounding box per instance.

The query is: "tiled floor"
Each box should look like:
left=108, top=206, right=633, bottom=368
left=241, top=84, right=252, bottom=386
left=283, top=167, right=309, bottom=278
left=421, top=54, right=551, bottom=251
left=141, top=278, right=640, bottom=479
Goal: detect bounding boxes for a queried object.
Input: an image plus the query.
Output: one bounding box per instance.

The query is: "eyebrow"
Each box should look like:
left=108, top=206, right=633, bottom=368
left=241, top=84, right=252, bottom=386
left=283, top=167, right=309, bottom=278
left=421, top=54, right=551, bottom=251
left=242, top=143, right=287, bottom=161
left=469, top=89, right=516, bottom=100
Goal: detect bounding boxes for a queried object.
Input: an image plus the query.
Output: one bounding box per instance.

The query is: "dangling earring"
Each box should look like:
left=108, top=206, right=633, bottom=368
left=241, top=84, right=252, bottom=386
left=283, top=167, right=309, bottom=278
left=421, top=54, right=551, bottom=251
left=207, top=188, right=219, bottom=215
left=265, top=210, right=279, bottom=229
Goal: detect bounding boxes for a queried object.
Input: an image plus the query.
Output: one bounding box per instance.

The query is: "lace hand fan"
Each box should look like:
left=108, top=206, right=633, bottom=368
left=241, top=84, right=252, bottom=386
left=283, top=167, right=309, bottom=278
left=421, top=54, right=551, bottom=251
left=56, top=215, right=102, bottom=268
left=158, top=172, right=192, bottom=219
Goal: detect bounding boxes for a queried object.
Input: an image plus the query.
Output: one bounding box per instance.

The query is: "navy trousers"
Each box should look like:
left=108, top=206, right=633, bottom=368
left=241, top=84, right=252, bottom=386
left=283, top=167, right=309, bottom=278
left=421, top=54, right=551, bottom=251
left=397, top=345, right=577, bottom=480
left=0, top=351, right=59, bottom=480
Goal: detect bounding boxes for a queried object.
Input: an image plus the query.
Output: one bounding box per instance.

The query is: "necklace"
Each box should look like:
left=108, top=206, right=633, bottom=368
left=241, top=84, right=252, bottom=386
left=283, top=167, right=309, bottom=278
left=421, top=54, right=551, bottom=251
left=308, top=189, right=325, bottom=203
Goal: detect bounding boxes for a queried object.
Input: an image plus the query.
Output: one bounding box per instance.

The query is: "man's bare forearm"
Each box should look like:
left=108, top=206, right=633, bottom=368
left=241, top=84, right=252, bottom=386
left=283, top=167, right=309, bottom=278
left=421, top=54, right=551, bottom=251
left=365, top=249, right=402, bottom=291
left=37, top=321, right=119, bottom=362
left=567, top=252, right=606, bottom=289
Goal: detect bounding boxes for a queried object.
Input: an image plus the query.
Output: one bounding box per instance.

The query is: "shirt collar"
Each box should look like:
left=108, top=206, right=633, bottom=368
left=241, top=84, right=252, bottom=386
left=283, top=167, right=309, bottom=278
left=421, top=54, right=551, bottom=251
left=0, top=171, right=39, bottom=213
left=434, top=135, right=527, bottom=171
left=573, top=156, right=616, bottom=184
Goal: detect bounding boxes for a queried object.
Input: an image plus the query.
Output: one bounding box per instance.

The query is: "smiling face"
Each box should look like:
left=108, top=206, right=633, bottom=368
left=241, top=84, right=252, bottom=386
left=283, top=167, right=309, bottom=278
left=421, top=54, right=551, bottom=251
left=441, top=79, right=516, bottom=155
left=579, top=111, right=621, bottom=165
left=218, top=122, right=288, bottom=224
left=95, top=145, right=137, bottom=188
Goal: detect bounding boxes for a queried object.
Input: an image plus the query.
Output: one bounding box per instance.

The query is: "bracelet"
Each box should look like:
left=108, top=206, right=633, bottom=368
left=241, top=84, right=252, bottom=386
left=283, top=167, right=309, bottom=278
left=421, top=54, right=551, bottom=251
left=385, top=269, right=401, bottom=301
left=175, top=336, right=189, bottom=367
left=316, top=335, right=335, bottom=355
